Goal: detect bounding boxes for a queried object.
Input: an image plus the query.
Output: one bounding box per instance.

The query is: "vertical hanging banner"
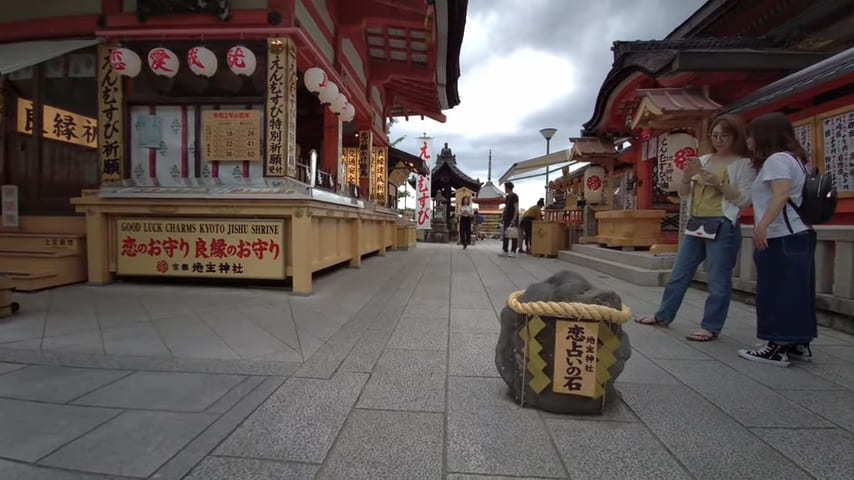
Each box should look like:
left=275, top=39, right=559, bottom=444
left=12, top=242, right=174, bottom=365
left=265, top=38, right=297, bottom=177
left=415, top=136, right=433, bottom=230
left=372, top=146, right=387, bottom=203
left=342, top=147, right=359, bottom=187
left=358, top=130, right=373, bottom=197
left=1, top=185, right=19, bottom=228
left=97, top=45, right=124, bottom=183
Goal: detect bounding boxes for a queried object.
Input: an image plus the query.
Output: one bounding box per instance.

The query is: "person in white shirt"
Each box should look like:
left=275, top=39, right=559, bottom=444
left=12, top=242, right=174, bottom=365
left=636, top=114, right=756, bottom=342
left=738, top=112, right=817, bottom=367
left=458, top=196, right=474, bottom=249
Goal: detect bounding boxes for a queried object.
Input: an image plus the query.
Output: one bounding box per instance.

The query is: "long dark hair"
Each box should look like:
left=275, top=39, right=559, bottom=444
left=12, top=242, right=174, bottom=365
left=747, top=112, right=808, bottom=170
left=710, top=114, right=750, bottom=157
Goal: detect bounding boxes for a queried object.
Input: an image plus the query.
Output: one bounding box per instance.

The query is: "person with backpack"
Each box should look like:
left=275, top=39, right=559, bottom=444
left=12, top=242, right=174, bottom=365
left=737, top=112, right=836, bottom=366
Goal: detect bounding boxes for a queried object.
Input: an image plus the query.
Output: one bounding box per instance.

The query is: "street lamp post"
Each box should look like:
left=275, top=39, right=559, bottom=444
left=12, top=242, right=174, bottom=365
left=539, top=127, right=557, bottom=206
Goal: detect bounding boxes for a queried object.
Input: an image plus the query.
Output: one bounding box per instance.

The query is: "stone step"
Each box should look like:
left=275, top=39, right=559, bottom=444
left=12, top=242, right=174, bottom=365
left=558, top=250, right=671, bottom=287
left=569, top=244, right=676, bottom=271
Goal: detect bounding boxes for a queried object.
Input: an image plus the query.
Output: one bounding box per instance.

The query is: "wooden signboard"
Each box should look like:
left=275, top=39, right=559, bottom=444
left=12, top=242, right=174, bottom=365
left=553, top=319, right=598, bottom=398
left=201, top=110, right=262, bottom=162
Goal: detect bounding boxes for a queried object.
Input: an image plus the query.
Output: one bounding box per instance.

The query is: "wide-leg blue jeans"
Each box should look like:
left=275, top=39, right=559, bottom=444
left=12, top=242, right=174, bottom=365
left=655, top=217, right=740, bottom=333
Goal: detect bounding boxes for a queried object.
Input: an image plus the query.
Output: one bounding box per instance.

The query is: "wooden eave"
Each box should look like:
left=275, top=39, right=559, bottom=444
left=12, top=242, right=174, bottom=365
left=569, top=137, right=618, bottom=161
left=630, top=87, right=722, bottom=130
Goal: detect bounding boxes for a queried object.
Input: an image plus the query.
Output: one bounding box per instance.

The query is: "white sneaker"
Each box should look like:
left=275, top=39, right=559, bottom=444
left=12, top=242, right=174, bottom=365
left=738, top=342, right=790, bottom=367
left=788, top=344, right=813, bottom=362
left=497, top=252, right=508, bottom=257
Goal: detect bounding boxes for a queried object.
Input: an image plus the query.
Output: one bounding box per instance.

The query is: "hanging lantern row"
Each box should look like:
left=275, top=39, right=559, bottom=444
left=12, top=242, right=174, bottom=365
left=303, top=67, right=356, bottom=123
left=108, top=46, right=257, bottom=79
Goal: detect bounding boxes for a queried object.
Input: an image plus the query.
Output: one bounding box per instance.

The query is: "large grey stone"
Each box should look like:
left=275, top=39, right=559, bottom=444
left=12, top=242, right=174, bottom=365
left=184, top=456, right=318, bottom=480
left=41, top=411, right=216, bottom=477
left=446, top=377, right=565, bottom=478
left=0, top=366, right=127, bottom=403
left=358, top=348, right=445, bottom=411
left=620, top=383, right=811, bottom=479
left=73, top=371, right=245, bottom=412
left=753, top=428, right=854, bottom=480
left=450, top=333, right=500, bottom=377
left=317, top=409, right=443, bottom=480
left=656, top=359, right=833, bottom=428
left=216, top=373, right=367, bottom=463
left=495, top=270, right=632, bottom=414
left=0, top=399, right=118, bottom=462
left=547, top=418, right=690, bottom=479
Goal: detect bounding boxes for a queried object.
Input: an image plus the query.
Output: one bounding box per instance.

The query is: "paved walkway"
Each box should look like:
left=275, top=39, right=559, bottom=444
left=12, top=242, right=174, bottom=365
left=0, top=240, right=853, bottom=479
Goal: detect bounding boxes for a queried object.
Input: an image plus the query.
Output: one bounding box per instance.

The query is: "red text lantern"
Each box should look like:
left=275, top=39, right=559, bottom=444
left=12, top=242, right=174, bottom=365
left=148, top=47, right=179, bottom=78
left=584, top=166, right=605, bottom=204
left=110, top=48, right=141, bottom=77
left=187, top=46, right=217, bottom=78
left=226, top=46, right=256, bottom=76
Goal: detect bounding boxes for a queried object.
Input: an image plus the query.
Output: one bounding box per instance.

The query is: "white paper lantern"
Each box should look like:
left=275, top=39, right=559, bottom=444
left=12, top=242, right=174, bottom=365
left=330, top=93, right=348, bottom=114
left=657, top=132, right=698, bottom=192
left=147, top=47, right=179, bottom=77
left=318, top=81, right=339, bottom=105
left=341, top=102, right=355, bottom=122
left=304, top=67, right=327, bottom=94
left=226, top=45, right=256, bottom=76
left=187, top=46, right=217, bottom=78
left=584, top=165, right=606, bottom=204
left=109, top=48, right=141, bottom=77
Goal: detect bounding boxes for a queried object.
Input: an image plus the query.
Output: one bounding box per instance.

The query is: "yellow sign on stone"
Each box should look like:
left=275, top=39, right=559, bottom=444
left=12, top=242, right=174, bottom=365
left=553, top=320, right=599, bottom=398
left=16, top=98, right=98, bottom=149
left=116, top=218, right=285, bottom=279
left=201, top=110, right=262, bottom=162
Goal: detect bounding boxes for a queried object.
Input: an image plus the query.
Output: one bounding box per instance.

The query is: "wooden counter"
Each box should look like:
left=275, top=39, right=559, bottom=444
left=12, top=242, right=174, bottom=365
left=581, top=209, right=665, bottom=248
left=531, top=221, right=567, bottom=257
left=71, top=191, right=396, bottom=294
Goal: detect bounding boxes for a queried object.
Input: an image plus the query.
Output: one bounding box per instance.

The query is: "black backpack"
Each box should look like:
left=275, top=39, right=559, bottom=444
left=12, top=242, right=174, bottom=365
left=783, top=158, right=837, bottom=232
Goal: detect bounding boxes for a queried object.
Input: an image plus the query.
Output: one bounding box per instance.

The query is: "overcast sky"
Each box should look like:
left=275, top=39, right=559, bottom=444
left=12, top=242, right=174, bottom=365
left=391, top=0, right=706, bottom=208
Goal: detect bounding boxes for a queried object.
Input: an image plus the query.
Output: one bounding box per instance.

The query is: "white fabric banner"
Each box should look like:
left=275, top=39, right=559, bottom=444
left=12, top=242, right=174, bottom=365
left=415, top=136, right=434, bottom=229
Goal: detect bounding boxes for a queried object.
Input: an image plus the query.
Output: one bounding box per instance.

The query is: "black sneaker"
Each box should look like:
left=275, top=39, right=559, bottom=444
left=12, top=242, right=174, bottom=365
left=788, top=344, right=813, bottom=363
left=738, top=342, right=790, bottom=367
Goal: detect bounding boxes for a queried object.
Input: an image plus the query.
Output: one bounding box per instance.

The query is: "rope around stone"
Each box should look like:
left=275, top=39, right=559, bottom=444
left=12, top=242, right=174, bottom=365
left=505, top=290, right=632, bottom=324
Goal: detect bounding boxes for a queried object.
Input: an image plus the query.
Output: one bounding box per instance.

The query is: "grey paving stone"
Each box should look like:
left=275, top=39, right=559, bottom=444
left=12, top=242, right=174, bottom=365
left=206, top=376, right=265, bottom=414
left=450, top=308, right=499, bottom=334
left=446, top=376, right=565, bottom=478
left=340, top=328, right=394, bottom=373
left=805, top=363, right=854, bottom=390
left=41, top=331, right=102, bottom=353
left=0, top=458, right=117, bottom=480
left=0, top=317, right=46, bottom=345
left=620, top=383, right=811, bottom=480
left=317, top=409, right=443, bottom=480
left=820, top=346, right=854, bottom=363
left=152, top=315, right=240, bottom=359
left=782, top=390, right=854, bottom=433
left=73, top=371, right=245, bottom=412
left=41, top=410, right=216, bottom=478
left=202, top=311, right=297, bottom=359
left=0, top=362, right=27, bottom=375
left=621, top=323, right=711, bottom=360
left=753, top=428, right=854, bottom=480
left=656, top=359, right=832, bottom=428
left=539, top=398, right=638, bottom=423
left=450, top=292, right=494, bottom=309
left=358, top=349, right=446, bottom=412
left=449, top=333, right=499, bottom=377
left=216, top=373, right=367, bottom=463
left=0, top=366, right=127, bottom=403
left=547, top=418, right=690, bottom=479
left=184, top=456, right=318, bottom=480
left=446, top=476, right=544, bottom=480
left=0, top=398, right=119, bottom=462
left=101, top=323, right=171, bottom=357
left=616, top=350, right=680, bottom=385
left=403, top=299, right=450, bottom=318
left=388, top=315, right=448, bottom=350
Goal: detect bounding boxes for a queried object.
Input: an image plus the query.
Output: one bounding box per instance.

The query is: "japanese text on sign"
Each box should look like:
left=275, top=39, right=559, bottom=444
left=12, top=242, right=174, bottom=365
left=98, top=44, right=124, bottom=182
left=553, top=320, right=598, bottom=398
left=116, top=218, right=285, bottom=279
left=266, top=40, right=286, bottom=177
left=16, top=98, right=97, bottom=149
left=822, top=110, right=854, bottom=192
left=415, top=173, right=432, bottom=230
left=202, top=110, right=262, bottom=162
left=372, top=147, right=387, bottom=202
left=1, top=185, right=19, bottom=228
left=342, top=148, right=359, bottom=186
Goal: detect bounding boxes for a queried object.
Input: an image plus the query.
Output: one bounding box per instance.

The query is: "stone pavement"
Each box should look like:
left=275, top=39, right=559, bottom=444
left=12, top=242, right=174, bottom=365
left=0, top=240, right=853, bottom=479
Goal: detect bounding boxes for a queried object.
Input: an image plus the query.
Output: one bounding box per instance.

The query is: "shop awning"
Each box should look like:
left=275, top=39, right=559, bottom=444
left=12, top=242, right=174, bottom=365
left=497, top=149, right=571, bottom=184
left=0, top=38, right=103, bottom=75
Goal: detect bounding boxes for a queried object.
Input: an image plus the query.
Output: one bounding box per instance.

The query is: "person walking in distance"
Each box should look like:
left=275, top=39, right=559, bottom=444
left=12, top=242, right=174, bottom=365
left=499, top=182, right=519, bottom=257
left=635, top=114, right=756, bottom=341
left=738, top=112, right=818, bottom=366
left=520, top=198, right=545, bottom=254
left=458, top=196, right=474, bottom=249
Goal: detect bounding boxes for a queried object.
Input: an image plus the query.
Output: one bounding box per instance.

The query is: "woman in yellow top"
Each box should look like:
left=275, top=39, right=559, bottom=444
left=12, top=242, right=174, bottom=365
left=636, top=114, right=756, bottom=341
left=520, top=198, right=544, bottom=254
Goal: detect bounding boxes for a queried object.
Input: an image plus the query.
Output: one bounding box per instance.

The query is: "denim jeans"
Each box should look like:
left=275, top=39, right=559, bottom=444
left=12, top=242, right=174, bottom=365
left=754, top=230, right=817, bottom=344
left=656, top=217, right=740, bottom=333
left=501, top=217, right=518, bottom=253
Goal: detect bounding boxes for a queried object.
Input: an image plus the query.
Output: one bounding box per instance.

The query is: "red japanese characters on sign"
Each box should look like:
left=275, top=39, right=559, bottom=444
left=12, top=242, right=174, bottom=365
left=116, top=218, right=285, bottom=279
left=109, top=50, right=127, bottom=71
left=586, top=175, right=602, bottom=191
left=673, top=146, right=698, bottom=170
left=415, top=173, right=432, bottom=230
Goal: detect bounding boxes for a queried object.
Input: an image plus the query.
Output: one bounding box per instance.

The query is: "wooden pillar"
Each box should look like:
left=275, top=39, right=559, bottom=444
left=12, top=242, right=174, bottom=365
left=290, top=207, right=312, bottom=293
left=637, top=155, right=653, bottom=210
left=265, top=37, right=297, bottom=178
left=357, top=130, right=372, bottom=198
left=349, top=216, right=362, bottom=267
left=97, top=44, right=124, bottom=184
left=85, top=211, right=112, bottom=284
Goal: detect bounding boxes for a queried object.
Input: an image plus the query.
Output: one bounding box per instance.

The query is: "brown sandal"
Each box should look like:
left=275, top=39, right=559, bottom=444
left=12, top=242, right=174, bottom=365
left=686, top=331, right=718, bottom=342
left=634, top=315, right=669, bottom=327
